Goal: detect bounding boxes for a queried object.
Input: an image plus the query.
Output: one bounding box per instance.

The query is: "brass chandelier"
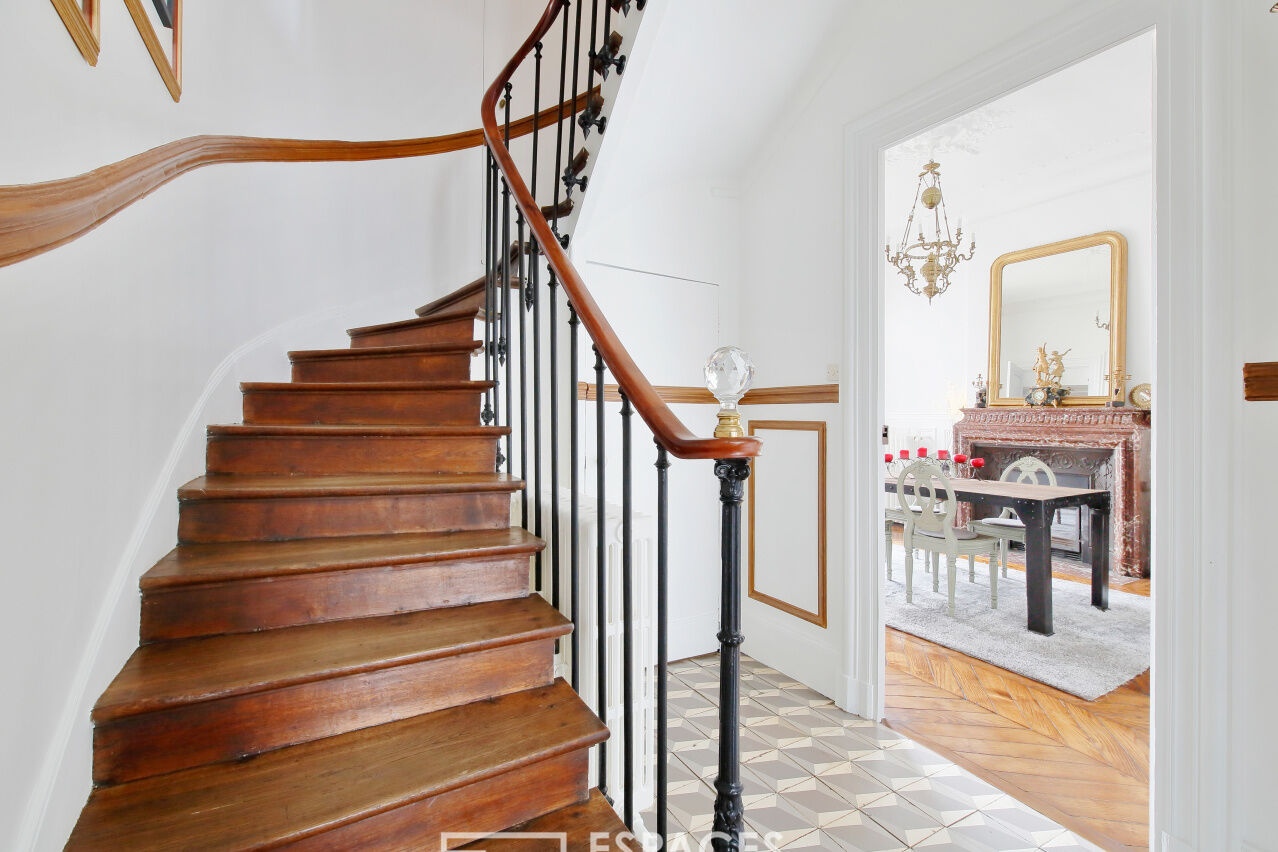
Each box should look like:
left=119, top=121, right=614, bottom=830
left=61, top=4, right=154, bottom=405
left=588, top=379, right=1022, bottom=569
left=886, top=161, right=975, bottom=303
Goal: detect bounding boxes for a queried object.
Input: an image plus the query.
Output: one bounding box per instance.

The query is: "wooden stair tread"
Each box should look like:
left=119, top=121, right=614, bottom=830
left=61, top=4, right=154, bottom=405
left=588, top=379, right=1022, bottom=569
left=240, top=379, right=493, bottom=393
left=288, top=340, right=480, bottom=361
left=68, top=680, right=605, bottom=851
left=207, top=424, right=509, bottom=437
left=94, top=597, right=569, bottom=722
left=416, top=276, right=524, bottom=318
left=178, top=472, right=523, bottom=501
left=347, top=307, right=481, bottom=337
left=143, top=528, right=543, bottom=589
left=458, top=790, right=626, bottom=850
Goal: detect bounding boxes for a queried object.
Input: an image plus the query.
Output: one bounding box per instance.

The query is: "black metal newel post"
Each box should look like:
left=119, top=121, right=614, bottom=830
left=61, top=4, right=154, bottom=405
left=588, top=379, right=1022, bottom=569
left=655, top=443, right=670, bottom=851
left=711, top=458, right=750, bottom=852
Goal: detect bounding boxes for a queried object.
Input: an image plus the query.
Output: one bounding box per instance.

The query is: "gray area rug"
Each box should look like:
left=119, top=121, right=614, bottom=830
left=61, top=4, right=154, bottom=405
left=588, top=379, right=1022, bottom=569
left=884, top=551, right=1150, bottom=700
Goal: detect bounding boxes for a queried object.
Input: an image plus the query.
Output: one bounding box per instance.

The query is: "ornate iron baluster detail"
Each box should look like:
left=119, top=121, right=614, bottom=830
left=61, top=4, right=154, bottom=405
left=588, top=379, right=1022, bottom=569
left=711, top=458, right=750, bottom=852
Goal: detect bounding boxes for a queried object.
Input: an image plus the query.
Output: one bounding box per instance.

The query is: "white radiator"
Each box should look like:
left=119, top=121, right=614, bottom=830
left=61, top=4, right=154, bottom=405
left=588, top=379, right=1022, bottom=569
left=539, top=490, right=658, bottom=819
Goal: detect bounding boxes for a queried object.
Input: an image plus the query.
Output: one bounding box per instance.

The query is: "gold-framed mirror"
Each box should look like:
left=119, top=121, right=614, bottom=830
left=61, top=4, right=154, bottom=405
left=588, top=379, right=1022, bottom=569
left=988, top=231, right=1127, bottom=406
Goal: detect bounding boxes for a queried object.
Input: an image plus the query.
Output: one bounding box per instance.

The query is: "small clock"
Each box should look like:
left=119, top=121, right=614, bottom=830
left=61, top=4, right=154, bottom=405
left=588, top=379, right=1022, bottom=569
left=1027, top=387, right=1050, bottom=406
left=1129, top=383, right=1152, bottom=410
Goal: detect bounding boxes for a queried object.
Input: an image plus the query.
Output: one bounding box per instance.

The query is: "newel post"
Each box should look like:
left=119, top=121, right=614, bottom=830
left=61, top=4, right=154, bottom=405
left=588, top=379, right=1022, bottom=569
left=711, top=457, right=750, bottom=852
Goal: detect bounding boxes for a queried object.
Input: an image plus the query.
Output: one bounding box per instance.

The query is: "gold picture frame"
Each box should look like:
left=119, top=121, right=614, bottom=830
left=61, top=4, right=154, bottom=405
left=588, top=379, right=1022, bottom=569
left=124, top=0, right=182, bottom=102
left=988, top=231, right=1128, bottom=407
left=50, top=0, right=101, bottom=65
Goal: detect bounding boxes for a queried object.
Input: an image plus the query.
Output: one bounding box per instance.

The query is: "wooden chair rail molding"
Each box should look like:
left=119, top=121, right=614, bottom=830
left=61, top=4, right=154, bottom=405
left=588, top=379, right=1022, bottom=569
left=577, top=383, right=840, bottom=405
left=0, top=90, right=595, bottom=271
left=1243, top=362, right=1278, bottom=401
left=484, top=0, right=759, bottom=461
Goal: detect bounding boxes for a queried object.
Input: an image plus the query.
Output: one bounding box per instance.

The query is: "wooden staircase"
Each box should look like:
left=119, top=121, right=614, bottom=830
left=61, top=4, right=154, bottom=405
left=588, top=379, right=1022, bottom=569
left=65, top=276, right=627, bottom=850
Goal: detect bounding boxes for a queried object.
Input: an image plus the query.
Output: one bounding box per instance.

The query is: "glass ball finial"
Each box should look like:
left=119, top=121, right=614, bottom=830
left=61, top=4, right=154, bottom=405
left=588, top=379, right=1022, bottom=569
left=705, top=346, right=755, bottom=437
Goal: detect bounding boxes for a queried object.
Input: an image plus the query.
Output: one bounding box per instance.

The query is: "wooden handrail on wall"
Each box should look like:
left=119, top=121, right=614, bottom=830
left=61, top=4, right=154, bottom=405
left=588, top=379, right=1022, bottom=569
left=0, top=90, right=596, bottom=271
left=482, top=1, right=762, bottom=461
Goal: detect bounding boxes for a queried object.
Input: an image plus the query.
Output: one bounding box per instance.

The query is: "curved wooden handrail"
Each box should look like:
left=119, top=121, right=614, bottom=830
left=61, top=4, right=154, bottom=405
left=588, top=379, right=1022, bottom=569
left=0, top=90, right=596, bottom=271
left=482, top=1, right=761, bottom=461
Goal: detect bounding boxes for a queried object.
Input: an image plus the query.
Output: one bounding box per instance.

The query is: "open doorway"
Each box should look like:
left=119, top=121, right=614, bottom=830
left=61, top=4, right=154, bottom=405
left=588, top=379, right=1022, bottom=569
left=878, top=32, right=1154, bottom=850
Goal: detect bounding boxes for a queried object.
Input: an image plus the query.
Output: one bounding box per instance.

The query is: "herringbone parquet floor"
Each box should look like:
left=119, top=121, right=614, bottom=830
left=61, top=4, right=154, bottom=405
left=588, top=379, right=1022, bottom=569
left=884, top=570, right=1151, bottom=851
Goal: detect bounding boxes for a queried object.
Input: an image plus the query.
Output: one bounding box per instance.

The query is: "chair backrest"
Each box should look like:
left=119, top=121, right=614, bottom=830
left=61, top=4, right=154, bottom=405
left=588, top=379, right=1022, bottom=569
left=896, top=459, right=956, bottom=537
left=997, top=455, right=1057, bottom=519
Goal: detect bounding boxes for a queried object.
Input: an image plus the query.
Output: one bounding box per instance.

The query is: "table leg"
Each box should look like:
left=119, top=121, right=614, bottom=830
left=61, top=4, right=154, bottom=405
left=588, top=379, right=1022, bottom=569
left=1091, top=506, right=1111, bottom=611
left=1024, top=506, right=1054, bottom=635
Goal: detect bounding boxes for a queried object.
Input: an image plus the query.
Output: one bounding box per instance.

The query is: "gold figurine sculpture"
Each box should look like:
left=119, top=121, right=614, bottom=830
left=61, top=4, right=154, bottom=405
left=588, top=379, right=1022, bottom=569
left=1028, top=344, right=1071, bottom=407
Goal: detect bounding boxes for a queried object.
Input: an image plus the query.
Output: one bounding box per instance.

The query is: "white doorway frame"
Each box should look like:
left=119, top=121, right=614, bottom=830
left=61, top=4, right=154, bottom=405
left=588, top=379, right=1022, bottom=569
left=837, top=1, right=1236, bottom=849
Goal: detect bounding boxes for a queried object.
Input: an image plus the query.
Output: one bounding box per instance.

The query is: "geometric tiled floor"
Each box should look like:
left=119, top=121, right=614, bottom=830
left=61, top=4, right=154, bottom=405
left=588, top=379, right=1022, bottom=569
left=644, top=654, right=1106, bottom=851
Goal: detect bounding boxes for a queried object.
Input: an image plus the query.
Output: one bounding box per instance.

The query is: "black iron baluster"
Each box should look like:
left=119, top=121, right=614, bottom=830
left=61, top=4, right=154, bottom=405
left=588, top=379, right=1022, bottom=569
left=531, top=42, right=542, bottom=202
left=502, top=84, right=514, bottom=476
left=711, top=459, right=750, bottom=852
left=568, top=303, right=581, bottom=690
left=532, top=241, right=545, bottom=596
left=552, top=1, right=570, bottom=240
left=620, top=391, right=634, bottom=829
left=548, top=273, right=562, bottom=616
left=593, top=345, right=608, bottom=801
left=565, top=0, right=583, bottom=203
left=482, top=154, right=494, bottom=429
left=518, top=215, right=530, bottom=541
left=490, top=161, right=503, bottom=470
left=655, top=443, right=670, bottom=851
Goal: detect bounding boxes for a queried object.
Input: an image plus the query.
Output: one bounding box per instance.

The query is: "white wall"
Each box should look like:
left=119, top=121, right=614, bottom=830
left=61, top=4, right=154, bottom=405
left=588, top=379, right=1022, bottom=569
left=0, top=2, right=541, bottom=848
left=1229, top=1, right=1278, bottom=847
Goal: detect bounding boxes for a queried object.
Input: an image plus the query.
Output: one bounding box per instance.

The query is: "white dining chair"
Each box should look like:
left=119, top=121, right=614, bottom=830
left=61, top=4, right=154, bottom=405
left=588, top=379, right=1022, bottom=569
left=897, top=459, right=1001, bottom=614
left=966, top=455, right=1057, bottom=578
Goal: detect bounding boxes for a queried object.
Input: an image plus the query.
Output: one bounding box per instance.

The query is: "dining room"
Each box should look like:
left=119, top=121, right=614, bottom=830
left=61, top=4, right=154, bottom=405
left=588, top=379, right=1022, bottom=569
left=878, top=31, right=1155, bottom=851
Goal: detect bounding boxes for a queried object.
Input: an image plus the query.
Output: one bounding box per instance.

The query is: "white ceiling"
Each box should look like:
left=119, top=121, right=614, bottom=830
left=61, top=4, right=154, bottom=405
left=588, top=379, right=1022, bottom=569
left=885, top=31, right=1156, bottom=226
left=621, top=0, right=857, bottom=184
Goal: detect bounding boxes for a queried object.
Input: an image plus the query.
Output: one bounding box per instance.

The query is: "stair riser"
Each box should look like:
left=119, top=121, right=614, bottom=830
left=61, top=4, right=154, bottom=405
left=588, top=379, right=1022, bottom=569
left=206, top=435, right=498, bottom=475
left=92, top=641, right=557, bottom=786
left=292, top=352, right=472, bottom=383
left=350, top=317, right=477, bottom=348
left=178, top=492, right=512, bottom=543
left=141, top=556, right=531, bottom=641
left=243, top=389, right=482, bottom=425
left=284, top=751, right=589, bottom=852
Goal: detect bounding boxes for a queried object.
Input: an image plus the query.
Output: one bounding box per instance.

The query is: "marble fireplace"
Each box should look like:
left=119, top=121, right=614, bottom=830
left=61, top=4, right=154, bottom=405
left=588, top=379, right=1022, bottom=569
left=953, top=407, right=1151, bottom=577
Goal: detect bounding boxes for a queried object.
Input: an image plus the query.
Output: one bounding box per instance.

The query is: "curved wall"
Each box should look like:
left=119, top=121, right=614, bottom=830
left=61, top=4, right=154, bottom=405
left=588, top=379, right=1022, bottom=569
left=0, top=2, right=538, bottom=847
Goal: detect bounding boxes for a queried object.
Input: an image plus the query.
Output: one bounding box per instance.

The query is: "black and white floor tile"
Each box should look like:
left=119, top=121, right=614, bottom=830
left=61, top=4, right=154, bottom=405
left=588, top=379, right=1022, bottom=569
left=643, top=654, right=1105, bottom=851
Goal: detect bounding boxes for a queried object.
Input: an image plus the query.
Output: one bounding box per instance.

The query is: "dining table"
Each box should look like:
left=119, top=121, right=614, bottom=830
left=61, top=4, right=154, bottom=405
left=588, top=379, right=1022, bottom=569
left=885, top=475, right=1112, bottom=635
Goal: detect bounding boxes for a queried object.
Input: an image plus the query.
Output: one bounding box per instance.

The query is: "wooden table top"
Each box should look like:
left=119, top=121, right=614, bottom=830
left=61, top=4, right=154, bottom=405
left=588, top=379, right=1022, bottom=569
left=885, top=475, right=1110, bottom=511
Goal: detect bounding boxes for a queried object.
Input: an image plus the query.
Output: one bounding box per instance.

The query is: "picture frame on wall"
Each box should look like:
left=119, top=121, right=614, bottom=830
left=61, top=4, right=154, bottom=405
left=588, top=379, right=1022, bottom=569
left=124, top=0, right=182, bottom=101
left=50, top=0, right=101, bottom=65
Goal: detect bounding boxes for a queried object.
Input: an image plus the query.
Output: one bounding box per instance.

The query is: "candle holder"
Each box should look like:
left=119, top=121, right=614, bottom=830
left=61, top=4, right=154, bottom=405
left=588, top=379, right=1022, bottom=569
left=704, top=346, right=756, bottom=438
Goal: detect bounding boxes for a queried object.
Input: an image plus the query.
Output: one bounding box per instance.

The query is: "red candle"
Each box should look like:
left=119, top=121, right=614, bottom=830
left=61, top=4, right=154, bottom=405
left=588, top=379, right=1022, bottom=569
left=884, top=453, right=894, bottom=463
left=918, top=447, right=929, bottom=457
left=953, top=453, right=968, bottom=464
left=971, top=457, right=986, bottom=468
left=899, top=449, right=910, bottom=459
left=937, top=450, right=950, bottom=460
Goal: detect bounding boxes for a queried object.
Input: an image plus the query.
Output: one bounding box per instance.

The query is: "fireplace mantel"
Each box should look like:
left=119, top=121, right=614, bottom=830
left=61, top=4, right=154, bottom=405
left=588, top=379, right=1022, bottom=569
left=953, top=406, right=1151, bottom=577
